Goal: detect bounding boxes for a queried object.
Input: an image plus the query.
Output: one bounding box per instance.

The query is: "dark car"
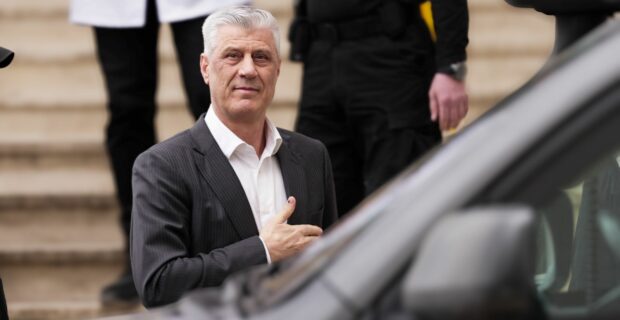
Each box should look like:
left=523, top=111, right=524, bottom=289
left=108, top=4, right=620, bottom=320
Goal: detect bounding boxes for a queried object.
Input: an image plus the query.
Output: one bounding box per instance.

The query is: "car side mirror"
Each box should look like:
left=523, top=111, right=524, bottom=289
left=401, top=206, right=540, bottom=320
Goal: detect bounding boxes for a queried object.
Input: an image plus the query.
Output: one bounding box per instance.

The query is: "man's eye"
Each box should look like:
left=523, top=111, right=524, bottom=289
left=254, top=54, right=269, bottom=61
left=226, top=52, right=241, bottom=59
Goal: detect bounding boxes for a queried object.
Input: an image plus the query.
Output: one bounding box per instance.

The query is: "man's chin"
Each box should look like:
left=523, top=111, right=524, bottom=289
left=233, top=100, right=259, bottom=111
left=228, top=102, right=267, bottom=120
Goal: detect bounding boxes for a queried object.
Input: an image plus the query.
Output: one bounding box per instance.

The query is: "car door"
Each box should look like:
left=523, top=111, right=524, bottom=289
left=476, top=75, right=620, bottom=319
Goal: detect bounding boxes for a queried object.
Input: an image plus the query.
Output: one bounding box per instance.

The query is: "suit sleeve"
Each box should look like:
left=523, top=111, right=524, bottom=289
left=431, top=0, right=469, bottom=68
left=321, top=144, right=338, bottom=228
left=130, top=150, right=267, bottom=308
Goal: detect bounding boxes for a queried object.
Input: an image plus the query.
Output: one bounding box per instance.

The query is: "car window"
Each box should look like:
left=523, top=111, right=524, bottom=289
left=534, top=148, right=620, bottom=317
left=476, top=82, right=620, bottom=319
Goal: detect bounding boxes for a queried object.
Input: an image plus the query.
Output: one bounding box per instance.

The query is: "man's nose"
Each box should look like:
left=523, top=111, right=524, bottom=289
left=238, top=55, right=257, bottom=78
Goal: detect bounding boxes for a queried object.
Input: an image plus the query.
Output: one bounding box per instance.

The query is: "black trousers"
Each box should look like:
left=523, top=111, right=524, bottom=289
left=94, top=0, right=210, bottom=266
left=0, top=278, right=7, bottom=320
left=296, top=27, right=441, bottom=217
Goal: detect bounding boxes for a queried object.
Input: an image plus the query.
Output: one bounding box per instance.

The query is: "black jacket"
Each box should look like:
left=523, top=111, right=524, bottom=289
left=301, top=0, right=468, bottom=69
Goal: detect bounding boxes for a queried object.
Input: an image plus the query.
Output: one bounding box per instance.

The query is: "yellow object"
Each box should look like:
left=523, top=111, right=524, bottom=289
left=420, top=1, right=436, bottom=42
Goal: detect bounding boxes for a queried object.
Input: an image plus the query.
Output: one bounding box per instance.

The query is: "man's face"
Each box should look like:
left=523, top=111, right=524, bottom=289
left=200, top=25, right=280, bottom=125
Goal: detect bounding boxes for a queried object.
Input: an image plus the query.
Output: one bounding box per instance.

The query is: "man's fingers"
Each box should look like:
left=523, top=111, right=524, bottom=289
left=452, top=102, right=461, bottom=129
left=461, top=98, right=469, bottom=120
left=294, top=224, right=323, bottom=237
left=439, top=102, right=449, bottom=131
left=444, top=102, right=453, bottom=130
left=453, top=97, right=468, bottom=130
left=298, top=235, right=321, bottom=248
left=429, top=92, right=438, bottom=122
left=274, top=196, right=296, bottom=224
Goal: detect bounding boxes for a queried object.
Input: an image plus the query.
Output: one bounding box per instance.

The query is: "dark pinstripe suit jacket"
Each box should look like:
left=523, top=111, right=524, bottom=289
left=130, top=114, right=337, bottom=308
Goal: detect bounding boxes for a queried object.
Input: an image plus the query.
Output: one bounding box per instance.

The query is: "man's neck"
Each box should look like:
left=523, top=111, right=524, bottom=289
left=231, top=121, right=266, bottom=157
left=214, top=109, right=267, bottom=156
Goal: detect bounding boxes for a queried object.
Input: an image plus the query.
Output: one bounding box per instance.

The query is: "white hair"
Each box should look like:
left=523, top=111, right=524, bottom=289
left=202, top=6, right=280, bottom=58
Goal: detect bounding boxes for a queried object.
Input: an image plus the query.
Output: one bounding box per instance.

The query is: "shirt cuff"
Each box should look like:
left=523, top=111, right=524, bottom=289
left=258, top=236, right=272, bottom=264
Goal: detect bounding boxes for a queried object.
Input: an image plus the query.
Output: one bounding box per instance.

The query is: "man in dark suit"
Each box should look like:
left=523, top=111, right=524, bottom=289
left=130, top=6, right=338, bottom=308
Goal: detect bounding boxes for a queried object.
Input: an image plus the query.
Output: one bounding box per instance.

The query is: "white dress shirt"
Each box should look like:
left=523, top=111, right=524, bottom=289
left=205, top=108, right=286, bottom=263
left=69, top=0, right=250, bottom=27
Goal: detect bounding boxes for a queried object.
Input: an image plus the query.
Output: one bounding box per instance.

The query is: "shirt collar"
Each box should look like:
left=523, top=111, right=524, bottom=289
left=205, top=106, right=282, bottom=159
left=264, top=115, right=283, bottom=157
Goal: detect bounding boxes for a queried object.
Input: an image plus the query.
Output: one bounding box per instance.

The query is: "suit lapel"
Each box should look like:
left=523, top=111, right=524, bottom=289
left=277, top=131, right=308, bottom=225
left=189, top=116, right=258, bottom=239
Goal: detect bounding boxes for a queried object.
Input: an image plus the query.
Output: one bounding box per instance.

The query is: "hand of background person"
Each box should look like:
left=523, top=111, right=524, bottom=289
left=260, top=197, right=323, bottom=262
left=429, top=73, right=469, bottom=131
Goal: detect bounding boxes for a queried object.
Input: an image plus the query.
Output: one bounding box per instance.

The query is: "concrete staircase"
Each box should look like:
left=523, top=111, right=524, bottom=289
left=464, top=0, right=555, bottom=127
left=0, top=0, right=553, bottom=319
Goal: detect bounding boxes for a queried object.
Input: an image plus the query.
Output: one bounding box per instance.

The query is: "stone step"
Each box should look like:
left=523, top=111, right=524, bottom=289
left=3, top=262, right=145, bottom=320
left=0, top=168, right=114, bottom=210
left=0, top=104, right=296, bottom=169
left=0, top=209, right=122, bottom=262
left=0, top=18, right=97, bottom=65
left=0, top=0, right=552, bottom=65
left=0, top=50, right=543, bottom=122
left=0, top=107, right=192, bottom=169
left=0, top=9, right=552, bottom=65
left=8, top=301, right=144, bottom=320
left=469, top=9, right=554, bottom=57
left=0, top=209, right=133, bottom=319
left=0, top=0, right=65, bottom=18
left=0, top=5, right=293, bottom=65
left=0, top=59, right=301, bottom=110
left=0, top=211, right=137, bottom=319
left=0, top=244, right=122, bottom=265
left=0, top=51, right=539, bottom=112
left=0, top=98, right=499, bottom=169
left=0, top=56, right=545, bottom=169
left=467, top=55, right=548, bottom=108
left=0, top=102, right=516, bottom=171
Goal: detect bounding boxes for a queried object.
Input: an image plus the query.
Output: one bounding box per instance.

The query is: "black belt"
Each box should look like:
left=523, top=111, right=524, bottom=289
left=312, top=15, right=384, bottom=42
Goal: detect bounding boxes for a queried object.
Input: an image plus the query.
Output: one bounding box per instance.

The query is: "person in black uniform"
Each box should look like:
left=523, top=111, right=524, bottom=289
left=290, top=0, right=469, bottom=216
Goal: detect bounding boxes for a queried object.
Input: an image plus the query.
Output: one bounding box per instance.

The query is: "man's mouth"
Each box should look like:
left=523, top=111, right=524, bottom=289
left=234, top=86, right=259, bottom=92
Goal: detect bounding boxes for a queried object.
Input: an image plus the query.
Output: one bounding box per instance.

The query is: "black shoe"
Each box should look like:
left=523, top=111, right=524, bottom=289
left=101, top=273, right=140, bottom=308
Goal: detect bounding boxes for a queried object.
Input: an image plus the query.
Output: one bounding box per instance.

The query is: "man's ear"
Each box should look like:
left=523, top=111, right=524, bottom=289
left=200, top=53, right=209, bottom=85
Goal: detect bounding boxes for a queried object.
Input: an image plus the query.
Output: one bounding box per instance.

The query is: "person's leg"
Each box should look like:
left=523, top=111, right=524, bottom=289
left=297, top=96, right=364, bottom=217
left=296, top=40, right=365, bottom=217
left=363, top=124, right=441, bottom=193
left=94, top=0, right=159, bottom=306
left=340, top=33, right=440, bottom=196
left=170, top=15, right=211, bottom=119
